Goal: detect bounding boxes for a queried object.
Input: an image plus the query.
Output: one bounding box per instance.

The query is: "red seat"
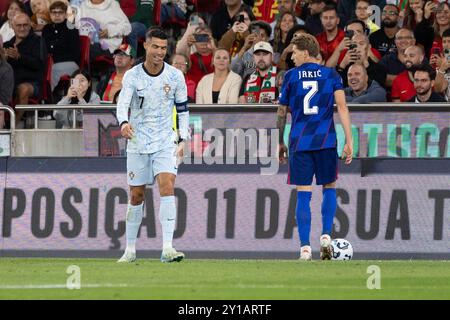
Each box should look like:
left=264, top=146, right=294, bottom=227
left=79, top=35, right=91, bottom=72
left=154, top=0, right=161, bottom=25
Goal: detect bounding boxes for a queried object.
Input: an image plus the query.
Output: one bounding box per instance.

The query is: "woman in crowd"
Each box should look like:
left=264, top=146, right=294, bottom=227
left=218, top=6, right=255, bottom=58
left=170, top=53, right=196, bottom=102
left=415, top=1, right=450, bottom=57
left=271, top=11, right=297, bottom=65
left=30, top=0, right=51, bottom=32
left=196, top=48, right=242, bottom=104
left=0, top=0, right=27, bottom=43
left=55, top=69, right=100, bottom=128
left=401, top=0, right=426, bottom=30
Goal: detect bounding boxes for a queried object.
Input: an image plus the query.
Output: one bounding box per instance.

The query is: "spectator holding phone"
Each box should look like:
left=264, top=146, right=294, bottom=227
left=55, top=69, right=100, bottom=128
left=219, top=8, right=255, bottom=58
left=176, top=13, right=207, bottom=56
left=415, top=1, right=450, bottom=58
left=337, top=33, right=387, bottom=88
left=230, top=20, right=271, bottom=78
left=186, top=26, right=216, bottom=90
left=326, top=19, right=381, bottom=68
left=433, top=28, right=450, bottom=100
left=210, top=0, right=252, bottom=42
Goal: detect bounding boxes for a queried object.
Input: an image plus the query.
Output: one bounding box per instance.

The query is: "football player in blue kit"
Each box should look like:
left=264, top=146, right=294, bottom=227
left=277, top=33, right=353, bottom=260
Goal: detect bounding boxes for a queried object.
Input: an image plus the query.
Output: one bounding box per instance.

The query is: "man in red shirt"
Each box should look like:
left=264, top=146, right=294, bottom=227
left=315, top=4, right=344, bottom=63
left=391, top=45, right=425, bottom=102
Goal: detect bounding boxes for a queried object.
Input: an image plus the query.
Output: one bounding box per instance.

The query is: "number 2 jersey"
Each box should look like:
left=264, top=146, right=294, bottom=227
left=279, top=62, right=344, bottom=152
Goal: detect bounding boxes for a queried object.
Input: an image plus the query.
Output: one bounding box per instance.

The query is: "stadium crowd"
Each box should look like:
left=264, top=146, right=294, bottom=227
left=0, top=0, right=449, bottom=129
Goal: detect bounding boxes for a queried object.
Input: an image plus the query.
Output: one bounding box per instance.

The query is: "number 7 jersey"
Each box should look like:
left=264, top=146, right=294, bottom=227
left=279, top=62, right=344, bottom=152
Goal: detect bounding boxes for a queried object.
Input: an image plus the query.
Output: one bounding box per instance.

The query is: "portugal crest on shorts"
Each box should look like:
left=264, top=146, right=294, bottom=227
left=128, top=171, right=135, bottom=180
left=163, top=84, right=171, bottom=97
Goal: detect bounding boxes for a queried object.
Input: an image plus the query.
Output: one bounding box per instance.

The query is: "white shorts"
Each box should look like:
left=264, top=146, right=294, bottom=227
left=127, top=145, right=178, bottom=186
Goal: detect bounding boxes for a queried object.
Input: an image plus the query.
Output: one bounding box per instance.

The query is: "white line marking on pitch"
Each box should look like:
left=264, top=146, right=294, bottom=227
left=0, top=284, right=129, bottom=290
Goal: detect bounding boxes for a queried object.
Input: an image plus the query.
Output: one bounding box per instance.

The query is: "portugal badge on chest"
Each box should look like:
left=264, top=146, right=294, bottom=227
left=163, top=84, right=171, bottom=97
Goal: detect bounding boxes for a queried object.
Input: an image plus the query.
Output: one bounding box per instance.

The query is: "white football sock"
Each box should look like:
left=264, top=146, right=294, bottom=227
left=125, top=202, right=143, bottom=253
left=160, top=196, right=176, bottom=249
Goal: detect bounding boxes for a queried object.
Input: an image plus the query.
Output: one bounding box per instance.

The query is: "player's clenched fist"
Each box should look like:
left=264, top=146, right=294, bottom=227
left=121, top=123, right=134, bottom=139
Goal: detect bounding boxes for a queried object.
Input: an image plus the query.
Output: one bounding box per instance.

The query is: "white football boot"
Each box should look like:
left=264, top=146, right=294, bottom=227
left=161, top=247, right=185, bottom=263
left=320, top=234, right=332, bottom=260
left=117, top=250, right=136, bottom=263
left=299, top=245, right=312, bottom=261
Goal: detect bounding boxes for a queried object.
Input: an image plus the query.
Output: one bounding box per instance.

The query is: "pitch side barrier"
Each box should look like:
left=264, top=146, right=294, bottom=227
left=16, top=103, right=450, bottom=158
left=1, top=104, right=449, bottom=259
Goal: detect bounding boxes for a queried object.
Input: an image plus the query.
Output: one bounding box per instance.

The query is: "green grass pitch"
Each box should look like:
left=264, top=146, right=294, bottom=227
left=0, top=258, right=449, bottom=299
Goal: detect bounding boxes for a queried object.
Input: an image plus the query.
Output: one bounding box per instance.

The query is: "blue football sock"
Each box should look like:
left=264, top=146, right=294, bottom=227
left=296, top=191, right=312, bottom=247
left=321, top=188, right=337, bottom=236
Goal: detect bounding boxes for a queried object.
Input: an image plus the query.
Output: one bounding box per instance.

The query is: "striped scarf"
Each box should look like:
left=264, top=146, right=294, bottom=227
left=244, top=66, right=277, bottom=103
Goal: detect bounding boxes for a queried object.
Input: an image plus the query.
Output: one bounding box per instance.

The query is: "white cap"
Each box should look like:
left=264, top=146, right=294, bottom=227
left=253, top=41, right=273, bottom=54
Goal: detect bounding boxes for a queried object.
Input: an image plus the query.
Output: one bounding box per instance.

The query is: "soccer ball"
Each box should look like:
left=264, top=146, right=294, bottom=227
left=330, top=239, right=353, bottom=260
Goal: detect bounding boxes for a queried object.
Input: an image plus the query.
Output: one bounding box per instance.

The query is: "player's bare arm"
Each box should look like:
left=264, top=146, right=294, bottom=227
left=277, top=105, right=288, bottom=164
left=334, top=90, right=353, bottom=164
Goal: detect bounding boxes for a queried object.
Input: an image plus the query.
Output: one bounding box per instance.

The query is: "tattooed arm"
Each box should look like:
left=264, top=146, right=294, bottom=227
left=277, top=105, right=288, bottom=164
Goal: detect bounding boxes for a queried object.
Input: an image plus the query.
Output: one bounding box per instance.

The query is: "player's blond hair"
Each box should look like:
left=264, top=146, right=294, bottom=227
left=291, top=33, right=320, bottom=58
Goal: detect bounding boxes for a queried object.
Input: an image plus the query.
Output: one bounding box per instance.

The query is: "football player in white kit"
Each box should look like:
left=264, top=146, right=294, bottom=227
left=116, top=28, right=189, bottom=263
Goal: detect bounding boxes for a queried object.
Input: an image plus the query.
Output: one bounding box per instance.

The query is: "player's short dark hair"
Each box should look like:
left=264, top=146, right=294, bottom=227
left=249, top=20, right=272, bottom=38
left=146, top=27, right=168, bottom=41
left=291, top=33, right=320, bottom=58
left=49, top=1, right=68, bottom=12
left=411, top=63, right=436, bottom=81
left=443, top=28, right=450, bottom=39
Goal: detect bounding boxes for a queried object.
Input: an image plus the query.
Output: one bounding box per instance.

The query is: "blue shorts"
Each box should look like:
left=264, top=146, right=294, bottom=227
left=288, top=148, right=338, bottom=186
left=127, top=145, right=178, bottom=186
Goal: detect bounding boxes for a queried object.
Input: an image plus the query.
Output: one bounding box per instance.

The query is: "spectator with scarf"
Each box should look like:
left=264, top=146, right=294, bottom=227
left=239, top=41, right=278, bottom=104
